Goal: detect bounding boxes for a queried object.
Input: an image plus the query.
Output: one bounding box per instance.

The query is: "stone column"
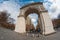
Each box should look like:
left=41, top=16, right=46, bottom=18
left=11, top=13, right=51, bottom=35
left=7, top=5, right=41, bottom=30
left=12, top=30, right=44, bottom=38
left=38, top=17, right=42, bottom=34
left=39, top=13, right=45, bottom=34
left=15, top=16, right=26, bottom=33
left=41, top=11, right=55, bottom=35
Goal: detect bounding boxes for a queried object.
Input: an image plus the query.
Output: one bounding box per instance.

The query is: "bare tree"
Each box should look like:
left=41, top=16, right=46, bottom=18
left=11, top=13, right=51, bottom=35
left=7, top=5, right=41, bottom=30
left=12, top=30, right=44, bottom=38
left=0, top=11, right=10, bottom=23
left=0, top=11, right=15, bottom=30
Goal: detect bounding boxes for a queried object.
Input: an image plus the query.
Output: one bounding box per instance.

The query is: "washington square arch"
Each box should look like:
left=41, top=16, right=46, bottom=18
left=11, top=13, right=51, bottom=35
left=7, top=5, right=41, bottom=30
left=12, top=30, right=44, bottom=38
left=15, top=2, right=55, bottom=35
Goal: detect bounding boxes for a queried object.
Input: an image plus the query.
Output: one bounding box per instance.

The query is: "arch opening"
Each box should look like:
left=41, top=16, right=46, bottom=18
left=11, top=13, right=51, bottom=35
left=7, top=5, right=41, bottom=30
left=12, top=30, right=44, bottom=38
left=25, top=8, right=42, bottom=33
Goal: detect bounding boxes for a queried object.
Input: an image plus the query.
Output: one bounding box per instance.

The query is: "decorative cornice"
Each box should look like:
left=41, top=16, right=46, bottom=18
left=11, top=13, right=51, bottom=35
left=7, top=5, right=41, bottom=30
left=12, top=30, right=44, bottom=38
left=20, top=2, right=43, bottom=9
left=40, top=10, right=48, bottom=13
left=18, top=15, right=24, bottom=17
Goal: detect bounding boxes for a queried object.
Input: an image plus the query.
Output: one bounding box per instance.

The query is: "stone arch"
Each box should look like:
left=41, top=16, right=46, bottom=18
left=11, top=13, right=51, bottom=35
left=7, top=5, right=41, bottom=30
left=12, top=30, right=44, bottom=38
left=15, top=2, right=55, bottom=35
left=24, top=7, right=40, bottom=18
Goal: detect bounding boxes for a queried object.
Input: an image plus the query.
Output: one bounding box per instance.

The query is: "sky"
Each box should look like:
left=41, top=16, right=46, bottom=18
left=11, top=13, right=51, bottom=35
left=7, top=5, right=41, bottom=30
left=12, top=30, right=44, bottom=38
left=29, top=13, right=38, bottom=27
left=44, top=0, right=60, bottom=19
left=0, top=0, right=60, bottom=24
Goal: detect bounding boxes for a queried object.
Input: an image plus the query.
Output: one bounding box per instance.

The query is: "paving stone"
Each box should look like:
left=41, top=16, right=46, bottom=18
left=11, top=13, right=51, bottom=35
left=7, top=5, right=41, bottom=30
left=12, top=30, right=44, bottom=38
left=0, top=27, right=60, bottom=40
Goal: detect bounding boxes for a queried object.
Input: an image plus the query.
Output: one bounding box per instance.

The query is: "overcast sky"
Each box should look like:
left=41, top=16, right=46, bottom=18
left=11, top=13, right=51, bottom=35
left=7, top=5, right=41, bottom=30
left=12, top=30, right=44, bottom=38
left=0, top=0, right=60, bottom=24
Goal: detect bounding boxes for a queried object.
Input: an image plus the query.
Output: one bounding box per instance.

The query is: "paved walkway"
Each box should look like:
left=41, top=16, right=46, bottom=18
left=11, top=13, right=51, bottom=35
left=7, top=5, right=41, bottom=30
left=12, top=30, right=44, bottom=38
left=0, top=27, right=60, bottom=40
